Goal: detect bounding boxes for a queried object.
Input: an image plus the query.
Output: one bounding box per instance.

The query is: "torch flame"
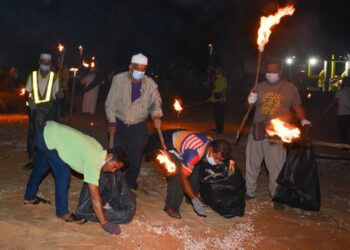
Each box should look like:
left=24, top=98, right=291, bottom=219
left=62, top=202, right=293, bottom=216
left=82, top=60, right=90, bottom=68
left=156, top=150, right=176, bottom=173
left=174, top=99, right=183, bottom=112
left=266, top=118, right=300, bottom=143
left=257, top=5, right=295, bottom=52
left=19, top=88, right=25, bottom=96
left=90, top=61, right=95, bottom=68
left=307, top=93, right=312, bottom=99
left=58, top=43, right=64, bottom=53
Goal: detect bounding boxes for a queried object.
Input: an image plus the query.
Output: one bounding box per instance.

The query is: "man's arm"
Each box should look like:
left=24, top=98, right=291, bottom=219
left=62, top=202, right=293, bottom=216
left=87, top=183, right=107, bottom=225
left=149, top=82, right=163, bottom=119
left=105, top=75, right=119, bottom=124
left=293, top=104, right=306, bottom=121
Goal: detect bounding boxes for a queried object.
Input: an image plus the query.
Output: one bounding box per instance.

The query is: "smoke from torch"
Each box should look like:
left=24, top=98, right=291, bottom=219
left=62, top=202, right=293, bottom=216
left=257, top=5, right=295, bottom=52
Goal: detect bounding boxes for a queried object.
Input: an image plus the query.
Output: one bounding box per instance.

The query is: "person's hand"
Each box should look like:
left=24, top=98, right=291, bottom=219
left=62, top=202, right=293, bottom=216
left=56, top=90, right=64, bottom=99
left=301, top=119, right=311, bottom=127
left=247, top=92, right=257, bottom=105
left=108, top=122, right=116, bottom=134
left=102, top=222, right=121, bottom=235
left=153, top=116, right=161, bottom=129
left=27, top=98, right=37, bottom=110
left=191, top=197, right=207, bottom=217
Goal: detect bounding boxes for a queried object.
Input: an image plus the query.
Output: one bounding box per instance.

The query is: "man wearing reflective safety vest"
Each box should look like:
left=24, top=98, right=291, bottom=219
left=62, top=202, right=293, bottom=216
left=23, top=53, right=62, bottom=170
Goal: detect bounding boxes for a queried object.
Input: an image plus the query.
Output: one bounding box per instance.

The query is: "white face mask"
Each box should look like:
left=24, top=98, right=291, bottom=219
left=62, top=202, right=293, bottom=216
left=265, top=73, right=280, bottom=84
left=132, top=70, right=145, bottom=80
left=206, top=152, right=217, bottom=165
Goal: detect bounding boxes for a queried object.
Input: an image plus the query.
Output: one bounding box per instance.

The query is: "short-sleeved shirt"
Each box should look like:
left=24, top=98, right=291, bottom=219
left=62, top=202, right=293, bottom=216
left=172, top=131, right=212, bottom=176
left=335, top=87, right=350, bottom=115
left=253, top=80, right=301, bottom=124
left=43, top=121, right=107, bottom=186
left=211, top=76, right=228, bottom=102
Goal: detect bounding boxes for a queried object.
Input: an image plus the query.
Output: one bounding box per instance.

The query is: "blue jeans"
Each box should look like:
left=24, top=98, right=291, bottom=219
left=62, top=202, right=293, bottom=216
left=24, top=126, right=71, bottom=217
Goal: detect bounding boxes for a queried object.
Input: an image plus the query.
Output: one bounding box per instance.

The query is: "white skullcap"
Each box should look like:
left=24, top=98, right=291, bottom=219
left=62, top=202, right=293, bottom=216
left=131, top=53, right=148, bottom=65
left=40, top=53, right=52, bottom=61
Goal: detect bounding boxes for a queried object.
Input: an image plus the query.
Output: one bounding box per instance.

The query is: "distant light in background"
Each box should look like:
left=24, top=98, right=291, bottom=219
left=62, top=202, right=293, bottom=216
left=90, top=122, right=94, bottom=126
left=286, top=57, right=294, bottom=65
left=309, top=57, right=318, bottom=66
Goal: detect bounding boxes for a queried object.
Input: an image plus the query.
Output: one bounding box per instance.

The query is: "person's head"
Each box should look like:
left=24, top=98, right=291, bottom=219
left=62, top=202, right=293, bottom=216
left=38, top=53, right=52, bottom=73
left=129, top=53, right=148, bottom=82
left=101, top=147, right=126, bottom=173
left=265, top=61, right=281, bottom=84
left=205, top=139, right=232, bottom=165
left=341, top=77, right=350, bottom=88
left=215, top=67, right=223, bottom=78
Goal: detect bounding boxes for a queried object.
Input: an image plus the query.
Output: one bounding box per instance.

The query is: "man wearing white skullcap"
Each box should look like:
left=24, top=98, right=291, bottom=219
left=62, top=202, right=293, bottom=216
left=105, top=53, right=163, bottom=191
left=23, top=53, right=63, bottom=170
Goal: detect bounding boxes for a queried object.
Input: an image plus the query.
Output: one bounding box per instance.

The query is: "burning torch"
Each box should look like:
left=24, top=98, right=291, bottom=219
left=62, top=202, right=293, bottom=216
left=58, top=43, right=65, bottom=69
left=235, top=5, right=295, bottom=144
left=69, top=68, right=79, bottom=116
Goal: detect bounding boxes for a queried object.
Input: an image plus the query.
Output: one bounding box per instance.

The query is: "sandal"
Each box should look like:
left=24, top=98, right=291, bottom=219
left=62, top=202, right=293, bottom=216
left=24, top=196, right=51, bottom=205
left=64, top=213, right=87, bottom=224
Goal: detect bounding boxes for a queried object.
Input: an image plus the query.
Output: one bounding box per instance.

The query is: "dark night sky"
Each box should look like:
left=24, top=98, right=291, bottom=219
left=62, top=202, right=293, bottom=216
left=0, top=0, right=348, bottom=75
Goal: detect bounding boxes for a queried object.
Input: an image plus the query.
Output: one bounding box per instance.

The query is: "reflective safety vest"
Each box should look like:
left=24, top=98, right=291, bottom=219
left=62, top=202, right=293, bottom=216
left=31, top=71, right=55, bottom=104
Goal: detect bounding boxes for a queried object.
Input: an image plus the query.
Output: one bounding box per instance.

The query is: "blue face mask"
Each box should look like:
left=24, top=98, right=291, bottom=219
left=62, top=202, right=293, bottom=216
left=132, top=70, right=145, bottom=80
left=39, top=64, right=50, bottom=72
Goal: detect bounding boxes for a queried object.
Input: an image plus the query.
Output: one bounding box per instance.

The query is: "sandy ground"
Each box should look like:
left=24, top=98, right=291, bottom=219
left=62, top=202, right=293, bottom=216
left=0, top=97, right=349, bottom=249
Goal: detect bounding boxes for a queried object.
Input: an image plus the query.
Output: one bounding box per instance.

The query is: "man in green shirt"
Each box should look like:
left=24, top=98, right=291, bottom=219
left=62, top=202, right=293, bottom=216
left=210, top=67, right=227, bottom=134
left=24, top=121, right=125, bottom=235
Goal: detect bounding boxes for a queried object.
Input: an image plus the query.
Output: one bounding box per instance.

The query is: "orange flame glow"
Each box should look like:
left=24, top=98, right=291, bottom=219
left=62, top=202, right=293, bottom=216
left=156, top=150, right=176, bottom=173
left=266, top=118, right=300, bottom=143
left=257, top=5, right=295, bottom=52
left=82, top=60, right=90, bottom=68
left=307, top=93, right=312, bottom=99
left=19, top=88, right=25, bottom=96
left=173, top=99, right=183, bottom=113
left=58, top=43, right=64, bottom=53
left=90, top=61, right=95, bottom=68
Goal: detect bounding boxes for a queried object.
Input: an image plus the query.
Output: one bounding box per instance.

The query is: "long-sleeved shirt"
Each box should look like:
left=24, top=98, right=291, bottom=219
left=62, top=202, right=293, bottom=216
left=105, top=71, right=163, bottom=125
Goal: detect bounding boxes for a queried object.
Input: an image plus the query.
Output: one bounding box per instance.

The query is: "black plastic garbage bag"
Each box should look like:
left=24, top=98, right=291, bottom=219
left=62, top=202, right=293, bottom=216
left=199, top=161, right=246, bottom=218
left=76, top=171, right=136, bottom=224
left=273, top=128, right=321, bottom=211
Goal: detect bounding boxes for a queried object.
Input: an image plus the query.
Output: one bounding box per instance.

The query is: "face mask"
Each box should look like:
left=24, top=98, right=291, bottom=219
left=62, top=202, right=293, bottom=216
left=132, top=70, right=145, bottom=80
left=39, top=64, right=50, bottom=72
left=266, top=73, right=280, bottom=84
left=206, top=152, right=217, bottom=165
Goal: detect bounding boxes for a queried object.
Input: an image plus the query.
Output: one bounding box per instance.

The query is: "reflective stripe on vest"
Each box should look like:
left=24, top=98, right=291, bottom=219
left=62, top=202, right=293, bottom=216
left=32, top=71, right=55, bottom=104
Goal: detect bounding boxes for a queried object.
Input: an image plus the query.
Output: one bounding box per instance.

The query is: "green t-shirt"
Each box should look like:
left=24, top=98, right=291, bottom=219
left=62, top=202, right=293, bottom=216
left=211, top=76, right=228, bottom=102
left=44, top=121, right=107, bottom=186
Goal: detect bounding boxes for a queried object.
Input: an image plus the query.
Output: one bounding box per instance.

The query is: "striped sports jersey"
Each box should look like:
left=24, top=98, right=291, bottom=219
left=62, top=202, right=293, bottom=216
left=172, top=131, right=212, bottom=176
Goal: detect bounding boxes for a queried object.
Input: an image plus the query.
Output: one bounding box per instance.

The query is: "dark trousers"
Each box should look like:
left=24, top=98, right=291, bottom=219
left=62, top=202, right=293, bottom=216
left=213, top=102, right=225, bottom=133
left=24, top=126, right=71, bottom=217
left=337, top=115, right=350, bottom=144
left=114, top=119, right=148, bottom=190
left=164, top=154, right=200, bottom=212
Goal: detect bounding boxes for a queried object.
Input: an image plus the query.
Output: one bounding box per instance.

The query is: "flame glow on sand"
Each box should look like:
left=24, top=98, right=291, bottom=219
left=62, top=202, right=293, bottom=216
left=257, top=5, right=295, bottom=52
left=266, top=118, right=300, bottom=143
left=156, top=150, right=176, bottom=173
